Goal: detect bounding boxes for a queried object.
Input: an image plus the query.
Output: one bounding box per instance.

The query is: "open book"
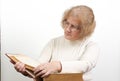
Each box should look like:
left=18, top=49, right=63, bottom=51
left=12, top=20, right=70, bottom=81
left=5, top=53, right=40, bottom=78
left=6, top=53, right=83, bottom=81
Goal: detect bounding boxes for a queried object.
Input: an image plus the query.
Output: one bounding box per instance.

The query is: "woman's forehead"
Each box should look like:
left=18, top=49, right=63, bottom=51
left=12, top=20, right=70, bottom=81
left=67, top=16, right=82, bottom=24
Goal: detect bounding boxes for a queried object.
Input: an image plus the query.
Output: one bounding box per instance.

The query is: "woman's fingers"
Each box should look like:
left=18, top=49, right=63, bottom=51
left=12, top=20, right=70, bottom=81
left=41, top=70, right=50, bottom=78
left=14, top=62, right=25, bottom=72
left=12, top=62, right=28, bottom=77
left=19, top=63, right=25, bottom=72
left=34, top=66, right=44, bottom=75
left=35, top=69, right=47, bottom=77
left=34, top=63, right=47, bottom=75
left=34, top=61, right=61, bottom=78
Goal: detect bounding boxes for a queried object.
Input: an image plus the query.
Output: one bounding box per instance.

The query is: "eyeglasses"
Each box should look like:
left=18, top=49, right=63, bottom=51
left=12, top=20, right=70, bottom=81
left=63, top=20, right=80, bottom=31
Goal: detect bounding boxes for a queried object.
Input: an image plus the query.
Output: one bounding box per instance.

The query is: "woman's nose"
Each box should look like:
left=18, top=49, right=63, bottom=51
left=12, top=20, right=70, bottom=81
left=66, top=25, right=71, bottom=32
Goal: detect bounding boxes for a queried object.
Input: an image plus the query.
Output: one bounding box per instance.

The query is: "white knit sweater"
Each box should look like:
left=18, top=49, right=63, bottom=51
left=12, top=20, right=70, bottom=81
left=38, top=36, right=99, bottom=81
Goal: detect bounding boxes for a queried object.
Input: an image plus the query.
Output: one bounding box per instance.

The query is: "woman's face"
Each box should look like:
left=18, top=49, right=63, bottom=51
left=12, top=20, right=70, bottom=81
left=63, top=16, right=81, bottom=40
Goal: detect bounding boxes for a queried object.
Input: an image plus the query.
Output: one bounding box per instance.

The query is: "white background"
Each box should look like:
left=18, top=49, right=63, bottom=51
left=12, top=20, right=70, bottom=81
left=1, top=0, right=120, bottom=81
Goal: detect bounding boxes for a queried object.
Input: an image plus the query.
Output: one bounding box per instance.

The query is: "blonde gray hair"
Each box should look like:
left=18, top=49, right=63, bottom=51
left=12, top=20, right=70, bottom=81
left=61, top=5, right=96, bottom=40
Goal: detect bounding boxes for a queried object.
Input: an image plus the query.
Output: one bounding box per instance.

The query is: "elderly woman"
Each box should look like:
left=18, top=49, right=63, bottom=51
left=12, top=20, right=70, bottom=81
left=14, top=5, right=99, bottom=81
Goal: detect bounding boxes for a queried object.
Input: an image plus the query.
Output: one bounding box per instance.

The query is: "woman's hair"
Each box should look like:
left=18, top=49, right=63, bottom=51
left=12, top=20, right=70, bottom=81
left=61, top=5, right=96, bottom=40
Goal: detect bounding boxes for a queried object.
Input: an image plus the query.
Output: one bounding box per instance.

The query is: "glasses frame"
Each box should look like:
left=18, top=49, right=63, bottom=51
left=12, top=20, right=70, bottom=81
left=63, top=20, right=81, bottom=31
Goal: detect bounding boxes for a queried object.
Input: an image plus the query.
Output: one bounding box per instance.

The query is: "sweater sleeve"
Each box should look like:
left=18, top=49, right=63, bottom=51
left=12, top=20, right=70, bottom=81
left=60, top=42, right=100, bottom=73
left=38, top=39, right=54, bottom=63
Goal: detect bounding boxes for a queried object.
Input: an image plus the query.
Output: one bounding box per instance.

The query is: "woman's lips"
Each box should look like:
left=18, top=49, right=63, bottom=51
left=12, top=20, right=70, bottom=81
left=65, top=32, right=71, bottom=36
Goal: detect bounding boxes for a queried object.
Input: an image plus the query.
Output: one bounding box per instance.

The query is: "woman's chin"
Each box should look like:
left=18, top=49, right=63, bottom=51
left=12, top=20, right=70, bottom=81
left=65, top=35, right=73, bottom=40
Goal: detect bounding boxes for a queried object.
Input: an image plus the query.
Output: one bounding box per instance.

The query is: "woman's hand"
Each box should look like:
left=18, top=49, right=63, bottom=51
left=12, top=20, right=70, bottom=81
left=34, top=61, right=62, bottom=78
left=14, top=61, right=28, bottom=76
